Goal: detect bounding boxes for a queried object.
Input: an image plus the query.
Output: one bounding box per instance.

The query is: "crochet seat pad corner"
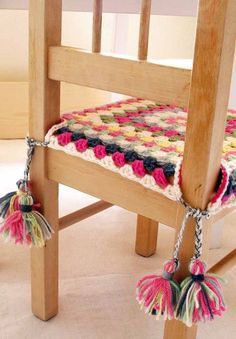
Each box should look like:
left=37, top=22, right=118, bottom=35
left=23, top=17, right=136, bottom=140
left=46, top=98, right=236, bottom=208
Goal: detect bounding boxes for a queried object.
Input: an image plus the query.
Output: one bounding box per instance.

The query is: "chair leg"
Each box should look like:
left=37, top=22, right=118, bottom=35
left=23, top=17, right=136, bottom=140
left=164, top=320, right=197, bottom=339
left=135, top=215, right=158, bottom=257
left=163, top=216, right=212, bottom=339
left=31, top=180, right=59, bottom=321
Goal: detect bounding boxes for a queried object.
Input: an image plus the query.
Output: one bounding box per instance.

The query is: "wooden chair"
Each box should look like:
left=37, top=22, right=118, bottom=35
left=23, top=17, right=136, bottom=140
left=29, top=1, right=236, bottom=338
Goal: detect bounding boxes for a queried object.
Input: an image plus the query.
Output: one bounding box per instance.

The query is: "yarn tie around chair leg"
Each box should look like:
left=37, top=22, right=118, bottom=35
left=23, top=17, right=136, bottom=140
left=175, top=199, right=226, bottom=327
left=136, top=201, right=195, bottom=320
left=136, top=197, right=226, bottom=325
left=0, top=137, right=53, bottom=247
left=0, top=135, right=227, bottom=321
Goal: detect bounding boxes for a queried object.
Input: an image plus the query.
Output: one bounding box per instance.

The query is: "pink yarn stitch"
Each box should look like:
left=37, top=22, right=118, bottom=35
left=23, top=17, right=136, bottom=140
left=57, top=132, right=73, bottom=146
left=75, top=139, right=88, bottom=152
left=62, top=113, right=75, bottom=120
left=148, top=126, right=163, bottom=132
left=134, top=122, right=146, bottom=127
left=152, top=168, right=169, bottom=188
left=164, top=130, right=179, bottom=137
left=225, top=126, right=233, bottom=133
left=109, top=131, right=123, bottom=137
left=132, top=160, right=146, bottom=177
left=144, top=142, right=156, bottom=147
left=0, top=211, right=24, bottom=244
left=162, top=146, right=177, bottom=153
left=210, top=165, right=228, bottom=204
left=115, top=116, right=131, bottom=124
left=112, top=152, right=125, bottom=167
left=126, top=136, right=139, bottom=142
left=93, top=125, right=108, bottom=131
left=84, top=108, right=96, bottom=113
left=93, top=145, right=107, bottom=159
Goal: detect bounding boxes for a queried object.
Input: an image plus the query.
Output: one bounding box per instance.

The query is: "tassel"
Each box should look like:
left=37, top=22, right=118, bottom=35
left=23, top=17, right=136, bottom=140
left=174, top=203, right=226, bottom=326
left=0, top=189, right=53, bottom=247
left=0, top=137, right=52, bottom=247
left=0, top=180, right=28, bottom=219
left=0, top=191, right=20, bottom=219
left=136, top=259, right=180, bottom=320
left=136, top=203, right=190, bottom=321
left=175, top=259, right=226, bottom=326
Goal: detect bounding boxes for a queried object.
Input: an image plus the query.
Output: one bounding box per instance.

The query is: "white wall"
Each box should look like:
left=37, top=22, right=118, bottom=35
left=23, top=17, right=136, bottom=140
left=0, top=10, right=116, bottom=81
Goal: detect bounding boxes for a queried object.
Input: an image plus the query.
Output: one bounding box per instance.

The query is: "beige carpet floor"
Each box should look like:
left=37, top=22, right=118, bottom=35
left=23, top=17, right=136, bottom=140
left=0, top=140, right=236, bottom=339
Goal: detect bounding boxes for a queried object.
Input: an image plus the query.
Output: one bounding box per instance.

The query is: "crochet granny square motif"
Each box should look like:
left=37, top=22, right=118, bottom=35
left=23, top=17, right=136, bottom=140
left=46, top=98, right=236, bottom=208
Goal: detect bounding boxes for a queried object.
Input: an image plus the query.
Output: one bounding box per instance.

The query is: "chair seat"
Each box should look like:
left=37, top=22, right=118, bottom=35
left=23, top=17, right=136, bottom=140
left=46, top=98, right=236, bottom=207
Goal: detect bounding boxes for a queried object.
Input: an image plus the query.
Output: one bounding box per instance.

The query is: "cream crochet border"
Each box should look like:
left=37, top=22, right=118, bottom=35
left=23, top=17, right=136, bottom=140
left=45, top=122, right=236, bottom=216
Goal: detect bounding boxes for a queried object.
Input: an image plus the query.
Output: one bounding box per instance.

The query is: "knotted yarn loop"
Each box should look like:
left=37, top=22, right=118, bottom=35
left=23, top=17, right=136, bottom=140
left=26, top=137, right=49, bottom=149
left=179, top=198, right=211, bottom=220
left=172, top=198, right=211, bottom=261
left=21, top=137, right=50, bottom=189
left=191, top=273, right=204, bottom=282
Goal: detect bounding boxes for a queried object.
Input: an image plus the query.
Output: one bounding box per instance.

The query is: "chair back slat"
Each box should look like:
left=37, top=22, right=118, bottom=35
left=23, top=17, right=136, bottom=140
left=49, top=46, right=191, bottom=107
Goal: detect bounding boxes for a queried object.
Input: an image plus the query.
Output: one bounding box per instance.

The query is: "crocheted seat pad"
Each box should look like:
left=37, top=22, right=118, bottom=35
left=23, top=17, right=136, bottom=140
left=46, top=98, right=236, bottom=205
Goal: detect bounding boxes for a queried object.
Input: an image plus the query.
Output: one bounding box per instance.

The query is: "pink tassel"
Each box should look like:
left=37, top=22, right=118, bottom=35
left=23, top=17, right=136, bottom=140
left=0, top=210, right=31, bottom=245
left=175, top=259, right=226, bottom=326
left=136, top=259, right=180, bottom=320
left=0, top=190, right=53, bottom=247
left=0, top=138, right=53, bottom=247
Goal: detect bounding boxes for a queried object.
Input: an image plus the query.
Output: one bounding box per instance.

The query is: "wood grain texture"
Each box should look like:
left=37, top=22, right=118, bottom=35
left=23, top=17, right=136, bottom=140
left=47, top=148, right=185, bottom=227
left=29, top=0, right=61, bottom=321
left=138, top=0, right=152, bottom=60
left=92, top=0, right=103, bottom=53
left=27, top=0, right=236, bottom=336
left=49, top=46, right=191, bottom=107
left=164, top=320, right=197, bottom=339
left=47, top=149, right=233, bottom=227
left=59, top=200, right=112, bottom=230
left=182, top=0, right=236, bottom=209
left=135, top=215, right=158, bottom=257
left=164, top=1, right=236, bottom=337
left=209, top=249, right=236, bottom=275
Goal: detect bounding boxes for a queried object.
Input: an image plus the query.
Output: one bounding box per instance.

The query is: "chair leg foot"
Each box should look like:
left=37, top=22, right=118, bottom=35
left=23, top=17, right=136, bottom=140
left=135, top=215, right=158, bottom=257
left=164, top=319, right=197, bottom=339
left=31, top=231, right=59, bottom=321
left=31, top=239, right=58, bottom=321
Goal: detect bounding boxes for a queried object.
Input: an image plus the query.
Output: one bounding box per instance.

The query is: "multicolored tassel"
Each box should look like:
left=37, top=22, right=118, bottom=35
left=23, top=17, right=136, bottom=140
left=0, top=190, right=53, bottom=247
left=136, top=198, right=226, bottom=326
left=136, top=206, right=190, bottom=320
left=136, top=259, right=180, bottom=320
left=175, top=259, right=226, bottom=326
left=175, top=206, right=226, bottom=326
left=0, top=190, right=20, bottom=219
left=0, top=138, right=52, bottom=247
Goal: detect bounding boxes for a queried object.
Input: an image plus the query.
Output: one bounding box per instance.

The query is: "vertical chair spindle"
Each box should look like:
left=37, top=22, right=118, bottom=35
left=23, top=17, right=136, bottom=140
left=138, top=0, right=152, bottom=60
left=136, top=0, right=155, bottom=257
left=92, top=0, right=103, bottom=53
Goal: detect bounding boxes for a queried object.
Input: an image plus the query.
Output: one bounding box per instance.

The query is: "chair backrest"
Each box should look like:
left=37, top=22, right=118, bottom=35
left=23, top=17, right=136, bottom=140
left=29, top=0, right=236, bottom=208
